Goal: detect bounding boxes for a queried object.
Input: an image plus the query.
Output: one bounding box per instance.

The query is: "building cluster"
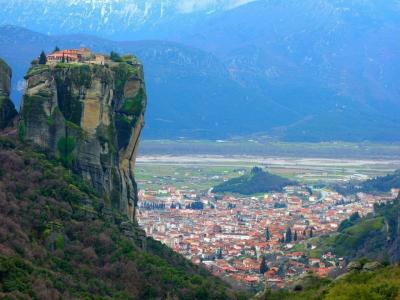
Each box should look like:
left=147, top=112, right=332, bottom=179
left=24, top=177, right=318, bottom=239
left=138, top=184, right=394, bottom=288
left=46, top=47, right=106, bottom=65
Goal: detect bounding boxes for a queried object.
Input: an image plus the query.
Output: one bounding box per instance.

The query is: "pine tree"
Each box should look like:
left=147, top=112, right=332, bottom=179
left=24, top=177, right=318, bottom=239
left=285, top=227, right=292, bottom=243
left=53, top=46, right=60, bottom=53
left=38, top=51, right=47, bottom=65
left=294, top=230, right=298, bottom=241
left=110, top=51, right=122, bottom=62
left=260, top=256, right=269, bottom=274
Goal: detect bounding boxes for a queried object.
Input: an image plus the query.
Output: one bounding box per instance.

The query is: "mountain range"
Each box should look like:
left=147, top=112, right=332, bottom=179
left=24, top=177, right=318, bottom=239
left=1, top=0, right=400, bottom=141
left=0, top=0, right=256, bottom=39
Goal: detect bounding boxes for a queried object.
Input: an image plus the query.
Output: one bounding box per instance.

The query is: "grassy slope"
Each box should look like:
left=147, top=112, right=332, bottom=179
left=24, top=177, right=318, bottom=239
left=259, top=265, right=400, bottom=300
left=0, top=137, right=248, bottom=300
left=315, top=217, right=386, bottom=258
left=293, top=195, right=400, bottom=263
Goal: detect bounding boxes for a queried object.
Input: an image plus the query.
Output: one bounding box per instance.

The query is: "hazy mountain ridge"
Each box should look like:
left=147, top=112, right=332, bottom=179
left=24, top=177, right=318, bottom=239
left=168, top=0, right=400, bottom=140
left=1, top=25, right=400, bottom=141
left=1, top=0, right=400, bottom=141
left=172, top=0, right=400, bottom=112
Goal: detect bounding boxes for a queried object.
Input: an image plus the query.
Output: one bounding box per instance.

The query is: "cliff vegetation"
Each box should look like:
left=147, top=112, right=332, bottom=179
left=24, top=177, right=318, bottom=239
left=0, top=136, right=248, bottom=300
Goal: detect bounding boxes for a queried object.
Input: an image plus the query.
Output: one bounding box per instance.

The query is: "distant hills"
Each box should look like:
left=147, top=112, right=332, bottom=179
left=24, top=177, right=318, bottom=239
left=212, top=167, right=295, bottom=195
left=1, top=0, right=400, bottom=141
left=357, top=170, right=400, bottom=193
left=334, top=169, right=400, bottom=195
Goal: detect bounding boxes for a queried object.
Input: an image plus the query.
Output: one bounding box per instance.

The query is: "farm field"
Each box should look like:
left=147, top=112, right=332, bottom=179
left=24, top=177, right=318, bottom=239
left=135, top=154, right=400, bottom=192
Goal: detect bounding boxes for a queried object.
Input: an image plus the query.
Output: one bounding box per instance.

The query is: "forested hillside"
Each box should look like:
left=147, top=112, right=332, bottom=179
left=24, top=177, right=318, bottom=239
left=212, top=167, right=295, bottom=195
left=333, top=169, right=400, bottom=195
left=0, top=137, right=246, bottom=299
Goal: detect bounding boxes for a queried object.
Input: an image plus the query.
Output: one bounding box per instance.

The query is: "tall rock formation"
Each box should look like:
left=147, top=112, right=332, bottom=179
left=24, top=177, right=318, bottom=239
left=0, top=58, right=17, bottom=129
left=20, top=55, right=146, bottom=220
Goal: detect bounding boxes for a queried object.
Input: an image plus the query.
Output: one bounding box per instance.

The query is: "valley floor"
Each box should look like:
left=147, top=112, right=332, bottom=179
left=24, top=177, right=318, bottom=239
left=139, top=139, right=400, bottom=160
left=136, top=154, right=400, bottom=186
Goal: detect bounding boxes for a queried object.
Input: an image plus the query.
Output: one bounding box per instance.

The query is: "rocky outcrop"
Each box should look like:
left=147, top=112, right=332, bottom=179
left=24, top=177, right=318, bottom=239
left=0, top=58, right=17, bottom=129
left=20, top=57, right=146, bottom=221
left=346, top=261, right=362, bottom=272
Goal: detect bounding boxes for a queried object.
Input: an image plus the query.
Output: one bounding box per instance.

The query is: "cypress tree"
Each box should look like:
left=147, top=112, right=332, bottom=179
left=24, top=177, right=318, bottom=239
left=38, top=51, right=47, bottom=64
left=217, top=248, right=223, bottom=259
left=260, top=256, right=269, bottom=274
left=265, top=227, right=271, bottom=241
left=285, top=227, right=292, bottom=243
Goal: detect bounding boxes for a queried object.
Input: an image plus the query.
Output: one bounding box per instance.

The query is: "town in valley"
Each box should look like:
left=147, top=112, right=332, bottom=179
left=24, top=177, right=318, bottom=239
left=136, top=154, right=400, bottom=289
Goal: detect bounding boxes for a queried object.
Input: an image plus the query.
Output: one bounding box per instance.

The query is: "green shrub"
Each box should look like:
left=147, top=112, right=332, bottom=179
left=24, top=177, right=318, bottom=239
left=55, top=234, right=65, bottom=250
left=120, top=88, right=144, bottom=118
left=112, top=62, right=138, bottom=99
left=0, top=256, right=34, bottom=296
left=110, top=51, right=123, bottom=62
left=57, top=136, right=76, bottom=167
left=24, top=65, right=49, bottom=79
left=0, top=137, right=16, bottom=149
left=18, top=121, right=27, bottom=141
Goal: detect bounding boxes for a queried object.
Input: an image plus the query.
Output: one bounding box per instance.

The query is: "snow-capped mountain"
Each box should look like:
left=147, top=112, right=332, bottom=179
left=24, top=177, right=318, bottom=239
left=0, top=0, right=256, bottom=39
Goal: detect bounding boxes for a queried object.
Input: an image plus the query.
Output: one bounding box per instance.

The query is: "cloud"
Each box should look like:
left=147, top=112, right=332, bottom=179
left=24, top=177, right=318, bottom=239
left=176, top=0, right=256, bottom=13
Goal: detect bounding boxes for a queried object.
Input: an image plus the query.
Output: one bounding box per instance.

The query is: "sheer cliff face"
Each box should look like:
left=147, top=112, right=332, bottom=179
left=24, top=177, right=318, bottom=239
left=20, top=59, right=146, bottom=220
left=0, top=58, right=17, bottom=129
